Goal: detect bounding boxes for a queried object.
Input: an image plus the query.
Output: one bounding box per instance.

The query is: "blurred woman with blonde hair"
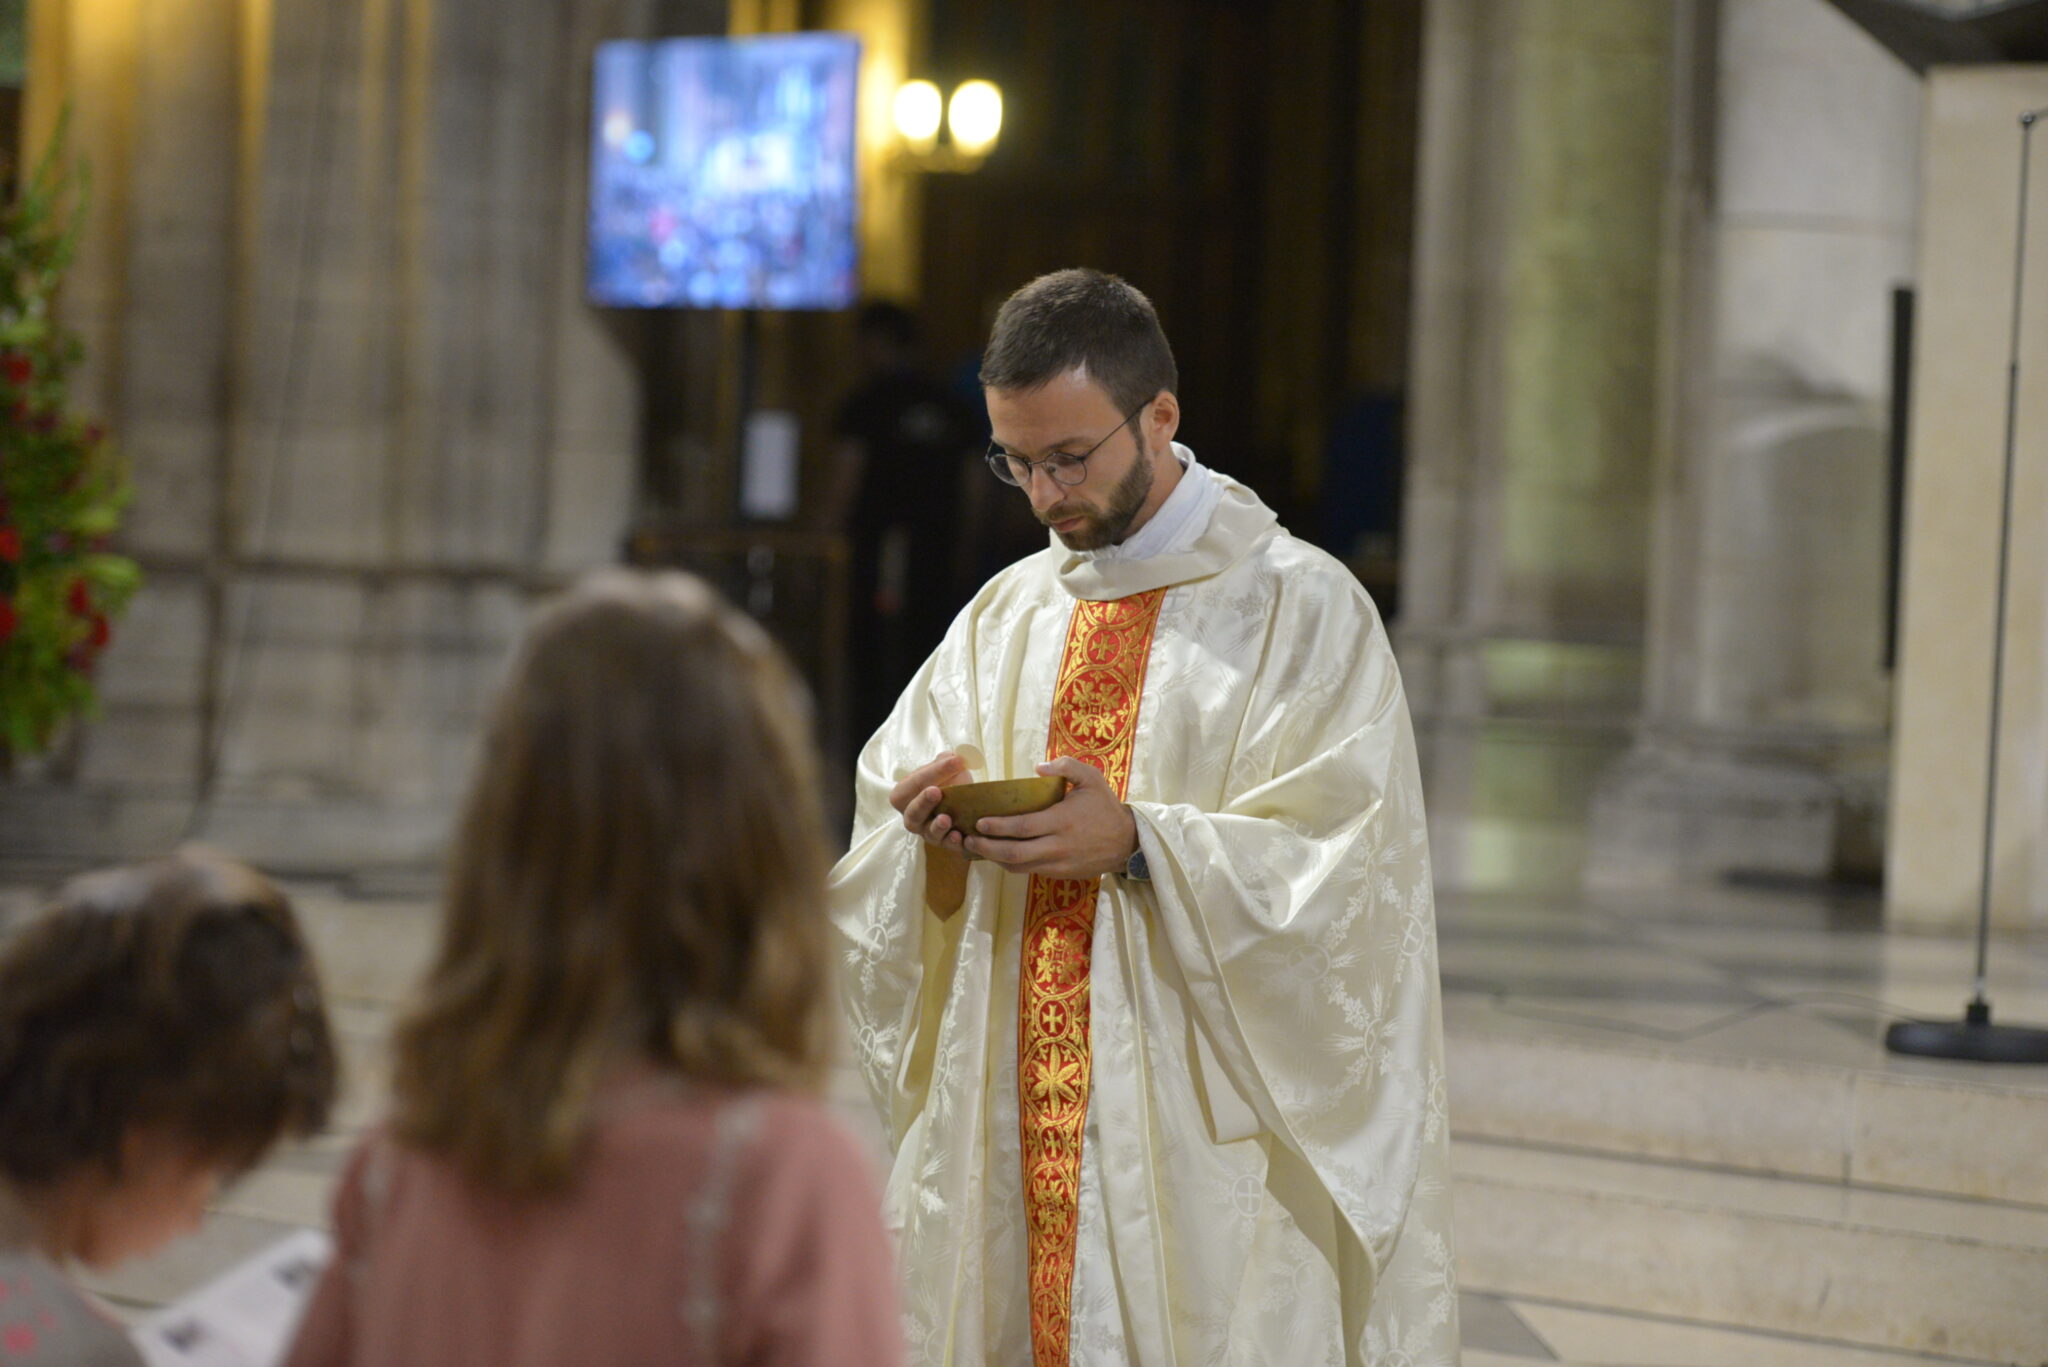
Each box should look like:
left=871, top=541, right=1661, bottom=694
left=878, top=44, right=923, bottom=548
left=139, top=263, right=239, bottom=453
left=285, top=570, right=900, bottom=1367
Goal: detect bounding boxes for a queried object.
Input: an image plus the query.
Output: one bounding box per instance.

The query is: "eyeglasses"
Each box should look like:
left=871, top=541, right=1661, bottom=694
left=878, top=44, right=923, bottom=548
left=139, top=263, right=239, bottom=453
left=985, top=406, right=1144, bottom=488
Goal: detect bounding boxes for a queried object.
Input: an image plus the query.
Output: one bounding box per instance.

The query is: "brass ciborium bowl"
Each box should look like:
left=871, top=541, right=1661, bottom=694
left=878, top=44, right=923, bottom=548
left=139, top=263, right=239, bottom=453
left=934, top=775, right=1068, bottom=836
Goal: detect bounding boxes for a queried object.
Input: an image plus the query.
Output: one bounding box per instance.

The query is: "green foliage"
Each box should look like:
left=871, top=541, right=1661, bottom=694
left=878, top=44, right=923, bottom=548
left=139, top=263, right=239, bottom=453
left=0, top=0, right=23, bottom=88
left=0, top=112, right=140, bottom=756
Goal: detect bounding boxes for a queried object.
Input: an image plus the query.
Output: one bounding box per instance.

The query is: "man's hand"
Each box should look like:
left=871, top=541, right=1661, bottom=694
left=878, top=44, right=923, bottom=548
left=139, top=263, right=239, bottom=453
left=892, top=752, right=975, bottom=852
left=962, top=757, right=1138, bottom=879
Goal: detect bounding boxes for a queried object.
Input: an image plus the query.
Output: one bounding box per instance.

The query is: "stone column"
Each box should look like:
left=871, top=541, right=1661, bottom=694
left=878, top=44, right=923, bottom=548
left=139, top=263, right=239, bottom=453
left=4, top=0, right=647, bottom=868
left=1889, top=66, right=2048, bottom=934
left=1585, top=0, right=1922, bottom=890
left=1402, top=0, right=1675, bottom=889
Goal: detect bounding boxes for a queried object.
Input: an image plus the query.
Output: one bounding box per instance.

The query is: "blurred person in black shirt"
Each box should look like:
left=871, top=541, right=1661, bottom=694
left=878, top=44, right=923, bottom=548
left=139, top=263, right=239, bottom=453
left=829, top=302, right=981, bottom=747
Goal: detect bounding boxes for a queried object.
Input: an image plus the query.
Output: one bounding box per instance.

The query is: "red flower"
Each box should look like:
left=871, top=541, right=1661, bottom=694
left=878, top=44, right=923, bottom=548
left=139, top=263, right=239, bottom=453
left=0, top=598, right=15, bottom=645
left=87, top=612, right=111, bottom=648
left=83, top=422, right=106, bottom=444
left=0, top=353, right=30, bottom=387
left=66, top=578, right=91, bottom=615
left=0, top=528, right=18, bottom=562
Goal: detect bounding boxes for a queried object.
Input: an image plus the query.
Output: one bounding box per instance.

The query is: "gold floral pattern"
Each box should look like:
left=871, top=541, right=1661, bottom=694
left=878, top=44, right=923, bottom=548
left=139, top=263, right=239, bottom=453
left=1019, top=588, right=1165, bottom=1367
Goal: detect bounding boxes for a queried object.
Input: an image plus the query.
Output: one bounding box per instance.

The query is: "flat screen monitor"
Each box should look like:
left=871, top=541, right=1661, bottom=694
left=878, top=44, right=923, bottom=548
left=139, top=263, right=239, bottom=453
left=588, top=33, right=861, bottom=310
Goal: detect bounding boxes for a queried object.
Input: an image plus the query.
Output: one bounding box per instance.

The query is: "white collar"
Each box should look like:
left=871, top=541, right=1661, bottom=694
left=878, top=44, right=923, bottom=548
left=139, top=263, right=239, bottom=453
left=1053, top=463, right=1279, bottom=601
left=1077, top=443, right=1222, bottom=565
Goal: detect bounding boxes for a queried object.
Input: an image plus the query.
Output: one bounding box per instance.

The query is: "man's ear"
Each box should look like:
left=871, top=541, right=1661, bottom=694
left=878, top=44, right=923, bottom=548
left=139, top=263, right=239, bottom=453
left=1146, top=390, right=1181, bottom=451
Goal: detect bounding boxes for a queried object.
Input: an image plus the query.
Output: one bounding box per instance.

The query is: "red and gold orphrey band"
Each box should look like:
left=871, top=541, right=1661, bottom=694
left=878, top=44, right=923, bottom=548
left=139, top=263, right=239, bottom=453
left=1019, top=588, right=1167, bottom=1367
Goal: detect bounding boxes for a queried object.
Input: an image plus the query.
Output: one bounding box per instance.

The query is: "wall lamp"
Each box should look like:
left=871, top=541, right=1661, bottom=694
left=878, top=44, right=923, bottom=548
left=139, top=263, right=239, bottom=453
left=892, top=78, right=1001, bottom=171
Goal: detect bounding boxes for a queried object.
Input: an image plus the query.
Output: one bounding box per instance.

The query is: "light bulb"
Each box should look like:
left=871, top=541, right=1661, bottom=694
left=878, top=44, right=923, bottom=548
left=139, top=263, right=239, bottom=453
left=894, top=80, right=942, bottom=149
left=948, top=80, right=1003, bottom=157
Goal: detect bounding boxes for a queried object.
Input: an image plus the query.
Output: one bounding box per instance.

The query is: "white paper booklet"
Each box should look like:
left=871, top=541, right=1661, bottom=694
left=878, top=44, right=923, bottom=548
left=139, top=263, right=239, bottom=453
left=132, top=1228, right=331, bottom=1367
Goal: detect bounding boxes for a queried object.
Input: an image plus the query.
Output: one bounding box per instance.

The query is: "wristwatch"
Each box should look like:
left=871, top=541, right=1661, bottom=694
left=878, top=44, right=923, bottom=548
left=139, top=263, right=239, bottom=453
left=1124, top=846, right=1151, bottom=882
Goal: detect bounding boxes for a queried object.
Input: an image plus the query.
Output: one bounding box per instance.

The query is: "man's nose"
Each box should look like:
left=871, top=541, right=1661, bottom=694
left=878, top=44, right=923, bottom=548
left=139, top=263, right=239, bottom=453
left=1023, top=463, right=1065, bottom=510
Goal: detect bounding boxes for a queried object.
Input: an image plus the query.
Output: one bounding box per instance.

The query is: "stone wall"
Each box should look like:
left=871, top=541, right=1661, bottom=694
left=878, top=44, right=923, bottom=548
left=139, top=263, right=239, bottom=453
left=4, top=0, right=650, bottom=870
left=1888, top=66, right=2048, bottom=933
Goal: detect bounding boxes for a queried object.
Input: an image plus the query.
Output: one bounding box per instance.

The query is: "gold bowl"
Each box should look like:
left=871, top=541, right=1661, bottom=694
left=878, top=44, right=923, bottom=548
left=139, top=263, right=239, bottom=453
left=935, top=776, right=1068, bottom=836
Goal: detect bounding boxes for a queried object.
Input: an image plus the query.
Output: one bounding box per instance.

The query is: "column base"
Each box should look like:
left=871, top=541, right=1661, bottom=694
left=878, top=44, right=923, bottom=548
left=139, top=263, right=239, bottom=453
left=1585, top=741, right=1882, bottom=891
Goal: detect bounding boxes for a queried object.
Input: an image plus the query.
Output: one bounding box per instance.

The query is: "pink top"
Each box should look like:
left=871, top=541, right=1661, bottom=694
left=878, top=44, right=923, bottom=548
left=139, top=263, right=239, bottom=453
left=283, top=1084, right=902, bottom=1367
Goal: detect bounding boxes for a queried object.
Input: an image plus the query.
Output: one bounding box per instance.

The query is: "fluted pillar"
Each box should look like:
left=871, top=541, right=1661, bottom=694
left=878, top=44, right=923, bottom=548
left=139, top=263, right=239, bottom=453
left=1402, top=0, right=1676, bottom=889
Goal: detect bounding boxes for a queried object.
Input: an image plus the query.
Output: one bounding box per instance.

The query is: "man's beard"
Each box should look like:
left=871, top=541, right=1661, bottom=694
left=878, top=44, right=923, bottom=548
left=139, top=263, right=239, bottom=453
left=1039, top=443, right=1155, bottom=551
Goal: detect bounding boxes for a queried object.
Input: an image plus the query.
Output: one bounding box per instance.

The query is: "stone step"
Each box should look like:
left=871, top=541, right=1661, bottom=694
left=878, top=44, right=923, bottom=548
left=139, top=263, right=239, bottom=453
left=286, top=885, right=439, bottom=1009
left=2, top=873, right=441, bottom=1013
left=1447, top=1026, right=2048, bottom=1208
left=1452, top=1137, right=2048, bottom=1363
left=1465, top=1300, right=1997, bottom=1367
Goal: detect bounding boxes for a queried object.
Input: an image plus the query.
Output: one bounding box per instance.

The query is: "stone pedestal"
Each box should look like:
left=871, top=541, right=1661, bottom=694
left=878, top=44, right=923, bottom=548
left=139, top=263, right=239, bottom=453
left=1586, top=0, right=1919, bottom=891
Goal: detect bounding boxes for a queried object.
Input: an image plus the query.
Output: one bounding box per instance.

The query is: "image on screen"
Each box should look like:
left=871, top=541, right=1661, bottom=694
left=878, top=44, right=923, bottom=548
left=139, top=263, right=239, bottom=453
left=588, top=33, right=861, bottom=310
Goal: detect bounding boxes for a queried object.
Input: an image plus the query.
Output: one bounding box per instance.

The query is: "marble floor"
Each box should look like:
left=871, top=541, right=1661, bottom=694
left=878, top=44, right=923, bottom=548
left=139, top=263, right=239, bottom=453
left=2, top=873, right=2042, bottom=1364
left=1437, top=882, right=2048, bottom=1365
left=1437, top=880, right=2048, bottom=1072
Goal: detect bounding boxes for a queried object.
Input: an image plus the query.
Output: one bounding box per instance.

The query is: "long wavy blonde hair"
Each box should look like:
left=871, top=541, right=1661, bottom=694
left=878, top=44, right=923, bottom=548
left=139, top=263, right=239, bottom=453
left=390, top=570, right=830, bottom=1193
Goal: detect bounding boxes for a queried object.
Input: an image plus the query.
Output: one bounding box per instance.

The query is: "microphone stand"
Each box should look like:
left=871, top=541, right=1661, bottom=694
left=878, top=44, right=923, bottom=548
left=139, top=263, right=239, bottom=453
left=1887, top=106, right=2048, bottom=1064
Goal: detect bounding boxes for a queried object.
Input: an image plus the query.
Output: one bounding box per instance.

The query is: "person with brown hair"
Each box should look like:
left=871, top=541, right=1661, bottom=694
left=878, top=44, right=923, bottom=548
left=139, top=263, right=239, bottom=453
left=284, top=569, right=901, bottom=1367
left=0, top=849, right=338, bottom=1367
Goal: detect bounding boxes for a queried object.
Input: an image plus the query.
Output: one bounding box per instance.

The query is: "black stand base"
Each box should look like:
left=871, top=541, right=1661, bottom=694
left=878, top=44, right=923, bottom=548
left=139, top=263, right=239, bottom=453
left=1885, top=1001, right=2048, bottom=1063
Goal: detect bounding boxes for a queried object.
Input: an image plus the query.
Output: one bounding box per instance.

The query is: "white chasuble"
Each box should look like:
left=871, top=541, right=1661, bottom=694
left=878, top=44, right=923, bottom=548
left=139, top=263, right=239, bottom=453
left=829, top=472, right=1459, bottom=1367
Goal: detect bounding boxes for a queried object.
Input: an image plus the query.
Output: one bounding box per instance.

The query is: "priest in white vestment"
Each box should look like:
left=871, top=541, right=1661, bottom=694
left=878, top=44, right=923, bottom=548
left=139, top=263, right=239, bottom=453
left=830, top=269, right=1459, bottom=1367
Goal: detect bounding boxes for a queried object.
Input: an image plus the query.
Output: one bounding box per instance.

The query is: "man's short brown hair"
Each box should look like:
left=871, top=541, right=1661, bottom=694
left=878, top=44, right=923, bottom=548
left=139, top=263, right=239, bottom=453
left=978, top=268, right=1177, bottom=415
left=0, top=851, right=338, bottom=1187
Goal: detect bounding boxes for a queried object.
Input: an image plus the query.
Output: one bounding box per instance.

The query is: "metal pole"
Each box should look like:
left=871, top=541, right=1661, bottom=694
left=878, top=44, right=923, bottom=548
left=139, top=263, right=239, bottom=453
left=1971, top=109, right=2038, bottom=1005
